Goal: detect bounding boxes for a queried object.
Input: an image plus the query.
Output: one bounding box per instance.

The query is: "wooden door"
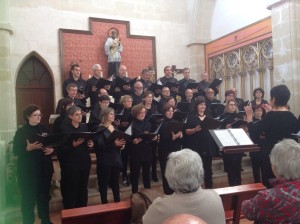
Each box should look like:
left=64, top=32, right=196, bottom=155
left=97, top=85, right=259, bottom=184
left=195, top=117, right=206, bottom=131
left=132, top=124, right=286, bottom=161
left=16, top=55, right=54, bottom=130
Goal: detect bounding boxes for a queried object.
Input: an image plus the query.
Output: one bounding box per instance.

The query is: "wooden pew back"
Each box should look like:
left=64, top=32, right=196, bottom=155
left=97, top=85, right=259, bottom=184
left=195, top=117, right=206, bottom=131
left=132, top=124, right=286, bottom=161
left=61, top=183, right=265, bottom=224
left=214, top=183, right=266, bottom=224
left=61, top=200, right=131, bottom=224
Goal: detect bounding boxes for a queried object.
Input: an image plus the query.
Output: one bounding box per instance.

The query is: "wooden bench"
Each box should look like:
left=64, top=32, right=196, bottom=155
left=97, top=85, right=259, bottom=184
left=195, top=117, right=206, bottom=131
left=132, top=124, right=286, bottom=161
left=61, top=200, right=131, bottom=224
left=214, top=183, right=266, bottom=224
left=61, top=183, right=265, bottom=224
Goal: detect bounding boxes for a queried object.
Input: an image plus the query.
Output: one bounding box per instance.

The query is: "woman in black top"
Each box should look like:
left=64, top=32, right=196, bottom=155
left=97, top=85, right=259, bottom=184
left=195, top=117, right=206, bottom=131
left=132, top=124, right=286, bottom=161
left=219, top=99, right=244, bottom=186
left=143, top=91, right=159, bottom=182
left=13, top=104, right=54, bottom=224
left=184, top=96, right=215, bottom=188
left=130, top=104, right=157, bottom=193
left=250, top=87, right=268, bottom=108
left=53, top=98, right=74, bottom=134
left=116, top=95, right=133, bottom=185
left=60, top=106, right=94, bottom=209
left=95, top=107, right=126, bottom=204
left=158, top=104, right=183, bottom=194
left=245, top=84, right=299, bottom=188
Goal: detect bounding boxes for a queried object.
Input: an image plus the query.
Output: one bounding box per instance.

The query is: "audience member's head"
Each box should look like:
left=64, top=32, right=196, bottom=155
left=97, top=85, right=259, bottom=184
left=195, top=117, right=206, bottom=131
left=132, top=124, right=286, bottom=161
left=120, top=95, right=133, bottom=109
left=141, top=68, right=151, bottom=81
left=165, top=149, right=204, bottom=193
left=134, top=81, right=144, bottom=95
left=98, top=95, right=110, bottom=109
left=162, top=214, right=207, bottom=224
left=270, top=139, right=300, bottom=181
left=161, top=87, right=171, bottom=98
left=224, top=90, right=235, bottom=102
left=270, top=84, right=290, bottom=108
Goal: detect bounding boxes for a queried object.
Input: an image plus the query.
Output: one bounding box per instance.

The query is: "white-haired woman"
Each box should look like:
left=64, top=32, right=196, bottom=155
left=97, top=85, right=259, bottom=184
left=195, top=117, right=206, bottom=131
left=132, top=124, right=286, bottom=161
left=242, top=139, right=300, bottom=223
left=142, top=149, right=225, bottom=224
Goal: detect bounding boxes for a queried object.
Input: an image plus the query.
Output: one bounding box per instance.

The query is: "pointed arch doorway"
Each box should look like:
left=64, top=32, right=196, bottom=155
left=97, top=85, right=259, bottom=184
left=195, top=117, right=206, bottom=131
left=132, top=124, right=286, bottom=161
left=16, top=53, right=54, bottom=129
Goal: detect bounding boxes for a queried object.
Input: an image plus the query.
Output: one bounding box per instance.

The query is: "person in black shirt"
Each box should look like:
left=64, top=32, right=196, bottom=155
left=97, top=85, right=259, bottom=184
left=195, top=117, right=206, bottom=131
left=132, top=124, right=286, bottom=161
left=129, top=104, right=158, bottom=193
left=245, top=84, right=299, bottom=188
left=157, top=66, right=178, bottom=86
left=95, top=107, right=125, bottom=204
left=205, top=88, right=223, bottom=118
left=158, top=104, right=183, bottom=194
left=53, top=98, right=74, bottom=134
left=140, top=68, right=153, bottom=92
left=131, top=81, right=144, bottom=106
left=62, top=64, right=86, bottom=105
left=13, top=104, right=54, bottom=224
left=158, top=86, right=171, bottom=113
left=184, top=97, right=216, bottom=188
left=60, top=106, right=93, bottom=209
left=89, top=95, right=110, bottom=126
left=219, top=99, right=244, bottom=186
left=111, top=65, right=131, bottom=103
left=178, top=67, right=197, bottom=97
left=250, top=87, right=268, bottom=108
left=85, top=64, right=111, bottom=109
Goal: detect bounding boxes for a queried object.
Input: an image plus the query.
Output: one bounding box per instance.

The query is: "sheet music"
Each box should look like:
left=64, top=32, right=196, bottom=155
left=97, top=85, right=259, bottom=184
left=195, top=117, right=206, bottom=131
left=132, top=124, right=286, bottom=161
left=213, top=130, right=238, bottom=147
left=229, top=128, right=253, bottom=145
left=125, top=124, right=132, bottom=135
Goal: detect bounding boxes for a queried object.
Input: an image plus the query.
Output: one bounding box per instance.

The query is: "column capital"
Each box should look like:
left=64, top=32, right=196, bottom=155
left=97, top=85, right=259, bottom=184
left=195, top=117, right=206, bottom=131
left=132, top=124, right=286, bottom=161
left=0, top=23, right=14, bottom=34
left=267, top=0, right=290, bottom=10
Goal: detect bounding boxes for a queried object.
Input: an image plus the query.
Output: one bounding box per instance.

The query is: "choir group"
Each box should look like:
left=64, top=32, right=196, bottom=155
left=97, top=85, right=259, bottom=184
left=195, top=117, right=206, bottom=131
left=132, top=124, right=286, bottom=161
left=13, top=63, right=300, bottom=224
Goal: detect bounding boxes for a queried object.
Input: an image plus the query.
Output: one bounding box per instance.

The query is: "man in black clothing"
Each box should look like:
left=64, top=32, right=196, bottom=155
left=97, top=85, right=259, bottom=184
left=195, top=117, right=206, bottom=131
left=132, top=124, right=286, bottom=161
left=111, top=64, right=131, bottom=104
left=231, top=87, right=245, bottom=111
left=139, top=68, right=153, bottom=92
left=197, top=71, right=210, bottom=95
left=178, top=67, right=196, bottom=96
left=205, top=88, right=223, bottom=118
left=56, top=83, right=83, bottom=114
left=131, top=81, right=144, bottom=106
left=85, top=64, right=111, bottom=109
left=62, top=64, right=86, bottom=105
left=157, top=66, right=178, bottom=86
left=158, top=86, right=171, bottom=113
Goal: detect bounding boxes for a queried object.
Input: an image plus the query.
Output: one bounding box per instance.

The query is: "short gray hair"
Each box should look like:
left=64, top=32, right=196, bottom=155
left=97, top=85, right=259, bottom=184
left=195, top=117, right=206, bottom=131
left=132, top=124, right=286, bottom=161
left=165, top=149, right=204, bottom=193
left=92, top=64, right=101, bottom=70
left=270, top=139, right=300, bottom=180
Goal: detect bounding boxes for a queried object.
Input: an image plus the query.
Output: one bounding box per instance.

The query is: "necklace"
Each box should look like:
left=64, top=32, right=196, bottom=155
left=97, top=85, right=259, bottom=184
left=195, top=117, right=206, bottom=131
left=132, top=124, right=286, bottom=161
left=198, top=114, right=205, bottom=117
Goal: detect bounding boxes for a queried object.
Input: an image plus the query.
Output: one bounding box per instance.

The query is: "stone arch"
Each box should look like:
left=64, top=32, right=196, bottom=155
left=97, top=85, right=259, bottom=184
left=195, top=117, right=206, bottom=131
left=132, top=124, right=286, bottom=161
left=15, top=52, right=55, bottom=128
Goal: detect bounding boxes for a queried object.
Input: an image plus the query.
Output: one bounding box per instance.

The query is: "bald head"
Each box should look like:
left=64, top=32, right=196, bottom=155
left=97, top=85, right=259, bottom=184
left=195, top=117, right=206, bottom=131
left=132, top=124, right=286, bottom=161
left=162, top=214, right=207, bottom=224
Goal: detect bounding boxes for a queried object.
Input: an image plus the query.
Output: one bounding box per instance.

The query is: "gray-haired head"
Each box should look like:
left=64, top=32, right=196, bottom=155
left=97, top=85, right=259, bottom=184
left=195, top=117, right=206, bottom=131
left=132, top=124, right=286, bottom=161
left=270, top=139, right=300, bottom=180
left=67, top=105, right=81, bottom=115
left=92, top=64, right=101, bottom=70
left=165, top=149, right=204, bottom=193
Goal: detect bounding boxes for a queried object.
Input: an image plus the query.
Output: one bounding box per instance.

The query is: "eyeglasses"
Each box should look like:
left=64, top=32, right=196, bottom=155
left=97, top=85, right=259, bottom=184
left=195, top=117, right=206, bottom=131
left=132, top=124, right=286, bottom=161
left=31, top=114, right=43, bottom=117
left=138, top=111, right=146, bottom=115
left=72, top=113, right=82, bottom=117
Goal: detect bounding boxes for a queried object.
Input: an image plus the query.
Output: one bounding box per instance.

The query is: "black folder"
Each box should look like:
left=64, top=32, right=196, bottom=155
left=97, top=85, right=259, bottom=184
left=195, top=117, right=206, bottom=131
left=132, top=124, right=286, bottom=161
left=115, top=76, right=136, bottom=89
left=164, top=82, right=179, bottom=89
left=28, top=133, right=64, bottom=147
left=109, top=103, right=122, bottom=112
left=200, top=117, right=221, bottom=130
left=230, top=119, right=248, bottom=128
left=96, top=78, right=112, bottom=89
left=177, top=102, right=194, bottom=113
left=208, top=78, right=222, bottom=94
left=163, top=121, right=185, bottom=136
left=186, top=82, right=198, bottom=90
left=77, top=105, right=92, bottom=113
left=148, top=83, right=163, bottom=93
left=210, top=103, right=225, bottom=112
left=69, top=127, right=107, bottom=141
left=148, top=113, right=164, bottom=124
left=105, top=130, right=132, bottom=143
left=138, top=122, right=162, bottom=142
left=173, top=111, right=188, bottom=122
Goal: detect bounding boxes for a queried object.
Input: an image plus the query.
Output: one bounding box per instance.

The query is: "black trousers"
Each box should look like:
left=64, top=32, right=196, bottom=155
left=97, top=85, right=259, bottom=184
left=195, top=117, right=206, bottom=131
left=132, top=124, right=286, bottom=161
left=250, top=153, right=264, bottom=183
left=151, top=144, right=158, bottom=179
left=130, top=160, right=151, bottom=193
left=60, top=163, right=91, bottom=209
left=158, top=155, right=174, bottom=195
left=108, top=62, right=120, bottom=78
left=18, top=171, right=52, bottom=224
left=200, top=154, right=213, bottom=189
left=121, top=146, right=129, bottom=178
left=261, top=154, right=275, bottom=188
left=223, top=153, right=243, bottom=186
left=97, top=164, right=120, bottom=204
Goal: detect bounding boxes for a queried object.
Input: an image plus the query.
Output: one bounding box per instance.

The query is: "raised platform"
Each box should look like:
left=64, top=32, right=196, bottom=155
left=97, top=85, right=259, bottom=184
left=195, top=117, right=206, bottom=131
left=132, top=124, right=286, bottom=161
left=49, top=153, right=255, bottom=212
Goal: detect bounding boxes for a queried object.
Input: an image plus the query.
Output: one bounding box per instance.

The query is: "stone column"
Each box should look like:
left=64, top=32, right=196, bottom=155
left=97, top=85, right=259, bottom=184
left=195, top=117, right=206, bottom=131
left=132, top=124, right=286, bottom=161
left=268, top=0, right=300, bottom=114
left=0, top=0, right=18, bottom=223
